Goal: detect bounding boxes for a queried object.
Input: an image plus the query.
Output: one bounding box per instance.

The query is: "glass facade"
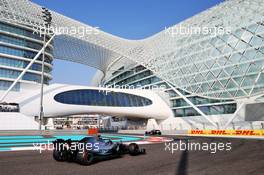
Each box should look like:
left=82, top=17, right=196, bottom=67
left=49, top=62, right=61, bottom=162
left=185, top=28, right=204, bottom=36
left=0, top=68, right=49, bottom=84
left=104, top=65, right=237, bottom=117
left=54, top=89, right=152, bottom=107
left=0, top=34, right=53, bottom=54
left=0, top=21, right=53, bottom=91
left=0, top=57, right=51, bottom=73
left=106, top=65, right=147, bottom=85
left=0, top=80, right=19, bottom=91
left=0, top=45, right=52, bottom=63
left=0, top=21, right=53, bottom=41
left=173, top=104, right=237, bottom=117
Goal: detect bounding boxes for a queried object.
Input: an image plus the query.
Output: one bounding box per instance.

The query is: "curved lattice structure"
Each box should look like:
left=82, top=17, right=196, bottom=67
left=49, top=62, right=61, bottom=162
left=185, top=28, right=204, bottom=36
left=1, top=0, right=264, bottom=99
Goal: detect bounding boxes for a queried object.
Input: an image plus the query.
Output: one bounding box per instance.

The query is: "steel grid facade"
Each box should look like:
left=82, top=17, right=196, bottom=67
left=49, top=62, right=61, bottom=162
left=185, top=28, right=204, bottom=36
left=1, top=0, right=264, bottom=99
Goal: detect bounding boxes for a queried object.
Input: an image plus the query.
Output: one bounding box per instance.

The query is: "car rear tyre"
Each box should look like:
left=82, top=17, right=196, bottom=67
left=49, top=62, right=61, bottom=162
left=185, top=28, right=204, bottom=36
left=76, top=151, right=94, bottom=165
left=128, top=143, right=140, bottom=156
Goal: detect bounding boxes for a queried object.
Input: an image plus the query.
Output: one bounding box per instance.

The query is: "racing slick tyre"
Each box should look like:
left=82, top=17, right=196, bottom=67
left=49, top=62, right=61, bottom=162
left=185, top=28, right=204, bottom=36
left=128, top=143, right=140, bottom=156
left=116, top=143, right=127, bottom=155
left=76, top=151, right=94, bottom=165
left=53, top=149, right=68, bottom=161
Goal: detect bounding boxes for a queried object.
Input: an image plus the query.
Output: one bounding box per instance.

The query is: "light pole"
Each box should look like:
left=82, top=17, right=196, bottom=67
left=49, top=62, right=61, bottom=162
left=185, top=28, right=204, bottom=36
left=39, top=7, right=52, bottom=130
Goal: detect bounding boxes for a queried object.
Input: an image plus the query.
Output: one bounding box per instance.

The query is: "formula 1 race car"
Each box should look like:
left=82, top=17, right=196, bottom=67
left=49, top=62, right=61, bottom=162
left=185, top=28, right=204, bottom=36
left=52, top=135, right=146, bottom=165
left=145, top=129, right=162, bottom=135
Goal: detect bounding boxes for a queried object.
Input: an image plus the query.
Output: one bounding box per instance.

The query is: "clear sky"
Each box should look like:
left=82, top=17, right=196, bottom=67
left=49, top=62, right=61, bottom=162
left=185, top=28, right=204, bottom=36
left=32, top=0, right=224, bottom=86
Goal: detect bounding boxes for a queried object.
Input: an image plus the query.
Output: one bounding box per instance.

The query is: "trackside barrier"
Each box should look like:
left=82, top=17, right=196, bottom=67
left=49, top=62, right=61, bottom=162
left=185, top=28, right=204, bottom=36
left=188, top=130, right=264, bottom=137
left=98, top=127, right=118, bottom=133
left=87, top=128, right=98, bottom=135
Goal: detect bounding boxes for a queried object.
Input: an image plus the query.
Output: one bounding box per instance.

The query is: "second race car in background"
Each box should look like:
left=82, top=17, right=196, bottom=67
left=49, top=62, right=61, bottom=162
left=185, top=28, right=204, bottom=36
left=145, top=129, right=162, bottom=135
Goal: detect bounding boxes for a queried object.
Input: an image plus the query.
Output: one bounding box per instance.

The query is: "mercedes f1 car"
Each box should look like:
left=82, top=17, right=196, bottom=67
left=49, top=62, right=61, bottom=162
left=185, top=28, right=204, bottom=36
left=52, top=135, right=146, bottom=165
left=145, top=129, right=162, bottom=135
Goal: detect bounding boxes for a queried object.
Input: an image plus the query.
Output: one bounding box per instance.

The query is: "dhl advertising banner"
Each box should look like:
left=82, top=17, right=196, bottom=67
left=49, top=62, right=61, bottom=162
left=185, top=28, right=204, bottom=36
left=188, top=130, right=264, bottom=137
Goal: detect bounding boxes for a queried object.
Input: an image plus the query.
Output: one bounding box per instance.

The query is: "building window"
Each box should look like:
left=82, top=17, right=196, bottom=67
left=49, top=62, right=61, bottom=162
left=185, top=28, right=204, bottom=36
left=54, top=89, right=152, bottom=107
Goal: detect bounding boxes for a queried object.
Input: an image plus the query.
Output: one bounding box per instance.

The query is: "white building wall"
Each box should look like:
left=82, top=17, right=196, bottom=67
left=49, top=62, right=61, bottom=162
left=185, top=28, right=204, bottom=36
left=0, top=113, right=38, bottom=130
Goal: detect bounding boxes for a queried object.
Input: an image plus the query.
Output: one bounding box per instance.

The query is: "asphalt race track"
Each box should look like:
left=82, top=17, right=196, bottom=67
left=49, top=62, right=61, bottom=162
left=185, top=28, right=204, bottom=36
left=0, top=136, right=263, bottom=175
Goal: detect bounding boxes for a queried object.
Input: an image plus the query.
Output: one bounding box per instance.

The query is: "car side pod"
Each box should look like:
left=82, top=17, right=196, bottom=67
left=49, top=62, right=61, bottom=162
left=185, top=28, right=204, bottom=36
left=128, top=143, right=146, bottom=156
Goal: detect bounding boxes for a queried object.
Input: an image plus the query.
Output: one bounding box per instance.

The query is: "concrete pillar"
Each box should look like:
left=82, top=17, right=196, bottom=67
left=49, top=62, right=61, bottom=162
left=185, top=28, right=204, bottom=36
left=202, top=123, right=205, bottom=129
left=231, top=122, right=235, bottom=129
left=146, top=119, right=160, bottom=130
left=44, top=118, right=54, bottom=130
